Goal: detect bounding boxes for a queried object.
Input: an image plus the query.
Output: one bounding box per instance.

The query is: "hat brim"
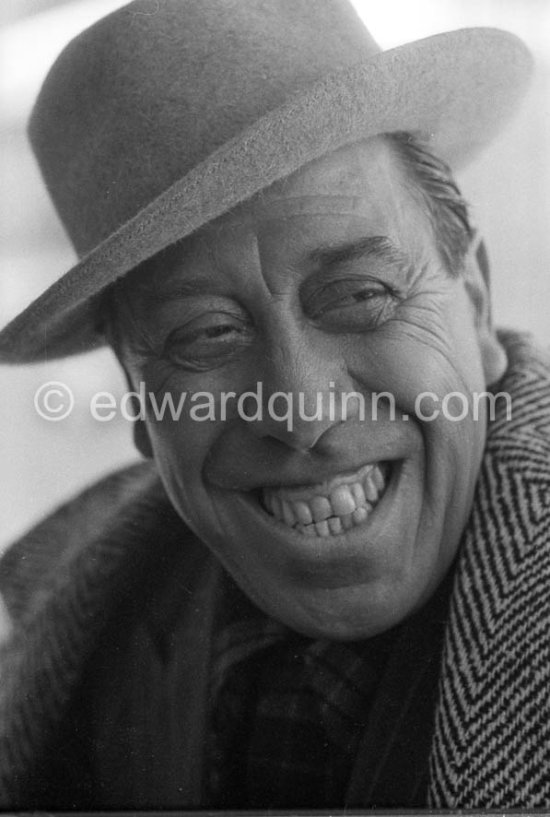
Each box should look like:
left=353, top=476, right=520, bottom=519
left=0, top=27, right=532, bottom=363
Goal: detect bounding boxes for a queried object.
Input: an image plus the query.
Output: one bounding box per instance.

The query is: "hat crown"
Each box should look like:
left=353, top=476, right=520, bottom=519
left=30, top=0, right=378, bottom=256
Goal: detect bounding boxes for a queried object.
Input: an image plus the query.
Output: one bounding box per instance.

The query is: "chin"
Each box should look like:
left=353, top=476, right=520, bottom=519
left=161, top=448, right=464, bottom=641
left=244, top=563, right=441, bottom=641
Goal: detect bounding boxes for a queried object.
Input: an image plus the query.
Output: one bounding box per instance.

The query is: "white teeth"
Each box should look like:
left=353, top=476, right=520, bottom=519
left=282, top=500, right=295, bottom=527
left=262, top=461, right=390, bottom=537
left=311, top=496, right=332, bottom=522
left=329, top=485, right=356, bottom=516
left=315, top=520, right=330, bottom=537
left=372, top=465, right=385, bottom=492
left=328, top=517, right=343, bottom=535
left=295, top=501, right=313, bottom=525
left=351, top=482, right=367, bottom=507
left=342, top=513, right=354, bottom=531
left=364, top=474, right=378, bottom=503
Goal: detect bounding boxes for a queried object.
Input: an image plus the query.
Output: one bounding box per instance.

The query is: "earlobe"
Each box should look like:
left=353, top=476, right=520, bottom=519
left=463, top=234, right=508, bottom=387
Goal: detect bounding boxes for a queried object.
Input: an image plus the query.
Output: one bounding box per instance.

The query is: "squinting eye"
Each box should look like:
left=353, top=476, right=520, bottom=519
left=306, top=279, right=398, bottom=331
left=164, top=312, right=253, bottom=370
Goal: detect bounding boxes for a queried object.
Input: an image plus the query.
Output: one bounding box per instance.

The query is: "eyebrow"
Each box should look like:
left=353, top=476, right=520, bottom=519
left=129, top=235, right=412, bottom=306
left=123, top=270, right=215, bottom=306
left=146, top=279, right=208, bottom=304
left=308, top=235, right=412, bottom=272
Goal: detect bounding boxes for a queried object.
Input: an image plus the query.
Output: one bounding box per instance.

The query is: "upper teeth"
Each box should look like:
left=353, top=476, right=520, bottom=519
left=262, top=462, right=388, bottom=537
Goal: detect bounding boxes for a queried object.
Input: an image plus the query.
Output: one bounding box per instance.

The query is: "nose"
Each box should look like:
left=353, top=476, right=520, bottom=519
left=242, top=332, right=361, bottom=451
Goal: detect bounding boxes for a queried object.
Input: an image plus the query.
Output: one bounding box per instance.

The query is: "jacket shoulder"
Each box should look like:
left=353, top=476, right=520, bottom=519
left=0, top=462, right=170, bottom=627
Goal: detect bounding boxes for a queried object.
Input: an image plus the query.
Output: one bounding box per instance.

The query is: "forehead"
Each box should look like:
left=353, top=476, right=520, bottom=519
left=249, top=135, right=402, bottom=201
left=122, top=136, right=421, bottom=292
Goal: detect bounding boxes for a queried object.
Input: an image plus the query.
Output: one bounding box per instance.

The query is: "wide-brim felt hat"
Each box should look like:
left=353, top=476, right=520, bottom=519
left=0, top=0, right=532, bottom=363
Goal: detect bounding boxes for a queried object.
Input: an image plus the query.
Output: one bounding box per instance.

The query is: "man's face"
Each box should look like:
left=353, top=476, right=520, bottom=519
left=115, top=137, right=491, bottom=639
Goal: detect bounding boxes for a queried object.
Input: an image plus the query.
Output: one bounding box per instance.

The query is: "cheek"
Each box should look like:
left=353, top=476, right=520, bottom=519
left=143, top=397, right=220, bottom=528
left=342, top=294, right=486, bottom=512
left=346, top=282, right=485, bottom=409
left=148, top=415, right=210, bottom=478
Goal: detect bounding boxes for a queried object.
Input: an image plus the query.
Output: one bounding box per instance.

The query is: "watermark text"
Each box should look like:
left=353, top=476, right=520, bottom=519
left=33, top=380, right=513, bottom=427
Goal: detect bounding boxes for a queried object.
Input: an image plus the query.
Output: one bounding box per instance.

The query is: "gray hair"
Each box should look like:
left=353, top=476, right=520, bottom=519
left=387, top=131, right=474, bottom=277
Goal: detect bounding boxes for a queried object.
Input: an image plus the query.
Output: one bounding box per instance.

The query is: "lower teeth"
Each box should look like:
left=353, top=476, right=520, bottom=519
left=295, top=503, right=373, bottom=537
left=261, top=463, right=390, bottom=537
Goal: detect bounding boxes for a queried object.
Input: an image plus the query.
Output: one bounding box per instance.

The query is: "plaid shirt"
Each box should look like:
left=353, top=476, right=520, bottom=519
left=206, top=577, right=399, bottom=808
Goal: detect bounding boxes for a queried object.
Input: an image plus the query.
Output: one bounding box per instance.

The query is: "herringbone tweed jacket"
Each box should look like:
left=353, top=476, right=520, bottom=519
left=0, top=331, right=549, bottom=809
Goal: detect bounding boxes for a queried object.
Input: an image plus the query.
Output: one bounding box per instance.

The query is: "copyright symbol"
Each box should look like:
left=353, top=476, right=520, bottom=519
left=34, top=381, right=75, bottom=421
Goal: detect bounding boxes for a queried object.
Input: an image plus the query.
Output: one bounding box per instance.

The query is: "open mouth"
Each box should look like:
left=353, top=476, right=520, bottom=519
left=260, top=461, right=392, bottom=537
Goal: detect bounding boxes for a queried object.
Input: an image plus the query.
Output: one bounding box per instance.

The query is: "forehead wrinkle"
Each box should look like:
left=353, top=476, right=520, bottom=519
left=145, top=278, right=210, bottom=303
left=124, top=230, right=220, bottom=306
left=248, top=218, right=283, bottom=296
left=233, top=195, right=381, bottom=224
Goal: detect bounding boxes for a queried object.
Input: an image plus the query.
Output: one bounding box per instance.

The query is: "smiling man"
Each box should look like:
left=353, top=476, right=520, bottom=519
left=0, top=0, right=549, bottom=811
left=109, top=136, right=497, bottom=643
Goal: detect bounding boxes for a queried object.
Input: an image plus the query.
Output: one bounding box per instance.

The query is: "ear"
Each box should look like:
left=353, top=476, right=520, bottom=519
left=120, top=367, right=154, bottom=459
left=462, top=233, right=507, bottom=387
